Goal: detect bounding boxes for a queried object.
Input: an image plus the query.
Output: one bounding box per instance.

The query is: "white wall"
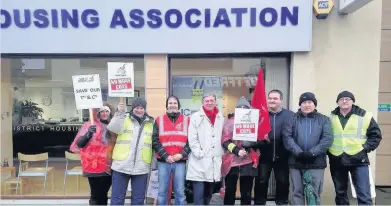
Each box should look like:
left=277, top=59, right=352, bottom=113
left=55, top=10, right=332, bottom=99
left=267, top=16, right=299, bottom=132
left=290, top=1, right=382, bottom=203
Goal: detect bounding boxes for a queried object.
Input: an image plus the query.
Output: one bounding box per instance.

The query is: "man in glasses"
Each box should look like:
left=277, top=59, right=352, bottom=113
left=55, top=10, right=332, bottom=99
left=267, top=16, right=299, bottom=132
left=328, top=91, right=382, bottom=205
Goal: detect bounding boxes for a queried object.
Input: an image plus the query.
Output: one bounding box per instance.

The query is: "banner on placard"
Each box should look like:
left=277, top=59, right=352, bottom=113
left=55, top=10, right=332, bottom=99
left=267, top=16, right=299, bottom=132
left=146, top=170, right=159, bottom=199
left=72, top=74, right=103, bottom=109
left=108, top=62, right=135, bottom=97
left=233, top=108, right=259, bottom=142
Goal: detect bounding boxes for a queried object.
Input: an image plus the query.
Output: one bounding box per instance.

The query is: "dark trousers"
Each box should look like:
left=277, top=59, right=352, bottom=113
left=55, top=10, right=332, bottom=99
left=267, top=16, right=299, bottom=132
left=330, top=165, right=372, bottom=205
left=110, top=170, right=149, bottom=205
left=254, top=161, right=289, bottom=205
left=224, top=174, right=254, bottom=205
left=88, top=176, right=112, bottom=205
left=193, top=181, right=215, bottom=205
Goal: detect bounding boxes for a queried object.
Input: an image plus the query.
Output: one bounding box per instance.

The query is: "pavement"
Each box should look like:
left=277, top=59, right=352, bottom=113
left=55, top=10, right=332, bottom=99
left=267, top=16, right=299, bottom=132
left=1, top=188, right=390, bottom=205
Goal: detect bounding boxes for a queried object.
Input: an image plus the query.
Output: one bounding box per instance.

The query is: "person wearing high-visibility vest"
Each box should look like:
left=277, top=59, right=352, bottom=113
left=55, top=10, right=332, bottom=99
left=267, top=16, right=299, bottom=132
left=328, top=91, right=382, bottom=206
left=107, top=98, right=158, bottom=205
left=152, top=95, right=191, bottom=205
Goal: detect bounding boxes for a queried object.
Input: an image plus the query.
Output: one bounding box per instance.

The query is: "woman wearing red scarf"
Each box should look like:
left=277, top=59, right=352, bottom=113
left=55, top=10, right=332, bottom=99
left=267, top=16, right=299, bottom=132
left=221, top=96, right=260, bottom=205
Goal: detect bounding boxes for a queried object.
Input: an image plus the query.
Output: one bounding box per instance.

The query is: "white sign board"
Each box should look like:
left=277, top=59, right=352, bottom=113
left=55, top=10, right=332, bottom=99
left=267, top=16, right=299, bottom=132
left=72, top=74, right=103, bottom=109
left=146, top=170, right=159, bottom=199
left=1, top=0, right=312, bottom=54
left=108, top=62, right=135, bottom=97
left=233, top=108, right=259, bottom=142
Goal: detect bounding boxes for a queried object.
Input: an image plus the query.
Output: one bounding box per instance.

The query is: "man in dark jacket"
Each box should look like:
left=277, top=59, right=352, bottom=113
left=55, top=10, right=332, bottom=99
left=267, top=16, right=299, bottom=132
left=253, top=89, right=294, bottom=205
left=328, top=91, right=382, bottom=205
left=283, top=92, right=333, bottom=205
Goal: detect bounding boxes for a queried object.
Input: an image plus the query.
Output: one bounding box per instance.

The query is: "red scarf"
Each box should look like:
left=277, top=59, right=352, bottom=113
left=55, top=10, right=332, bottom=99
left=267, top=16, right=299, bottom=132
left=202, top=106, right=219, bottom=125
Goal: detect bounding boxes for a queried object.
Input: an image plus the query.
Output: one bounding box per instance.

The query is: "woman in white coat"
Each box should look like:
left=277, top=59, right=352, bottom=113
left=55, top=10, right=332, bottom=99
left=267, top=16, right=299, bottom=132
left=186, top=93, right=225, bottom=205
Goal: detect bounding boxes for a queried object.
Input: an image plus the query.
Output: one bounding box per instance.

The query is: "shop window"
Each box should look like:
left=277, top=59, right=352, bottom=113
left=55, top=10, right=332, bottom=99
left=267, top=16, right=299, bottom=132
left=170, top=57, right=290, bottom=118
left=1, top=57, right=144, bottom=197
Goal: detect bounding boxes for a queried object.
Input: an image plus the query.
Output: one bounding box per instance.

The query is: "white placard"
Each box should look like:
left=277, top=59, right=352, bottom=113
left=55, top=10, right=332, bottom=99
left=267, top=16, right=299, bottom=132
left=127, top=179, right=132, bottom=192
left=108, top=62, right=135, bottom=97
left=72, top=74, right=103, bottom=109
left=146, top=170, right=159, bottom=199
left=233, top=108, right=259, bottom=142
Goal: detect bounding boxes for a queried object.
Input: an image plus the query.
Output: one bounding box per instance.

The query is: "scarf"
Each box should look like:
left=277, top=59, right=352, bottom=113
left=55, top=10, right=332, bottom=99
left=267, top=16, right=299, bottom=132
left=202, top=106, right=219, bottom=125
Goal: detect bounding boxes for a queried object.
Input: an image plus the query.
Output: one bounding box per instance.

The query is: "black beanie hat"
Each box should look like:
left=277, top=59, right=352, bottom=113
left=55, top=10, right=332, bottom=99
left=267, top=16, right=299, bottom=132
left=336, top=91, right=355, bottom=103
left=166, top=95, right=181, bottom=109
left=132, top=98, right=147, bottom=110
left=299, top=92, right=317, bottom=107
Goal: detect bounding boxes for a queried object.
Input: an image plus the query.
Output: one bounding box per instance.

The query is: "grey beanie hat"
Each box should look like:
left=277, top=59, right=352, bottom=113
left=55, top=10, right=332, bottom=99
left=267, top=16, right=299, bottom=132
left=132, top=98, right=147, bottom=109
left=236, top=96, right=251, bottom=108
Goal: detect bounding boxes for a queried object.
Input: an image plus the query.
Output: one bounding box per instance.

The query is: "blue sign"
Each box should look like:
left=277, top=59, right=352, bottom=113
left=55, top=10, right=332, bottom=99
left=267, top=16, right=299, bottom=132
left=378, top=108, right=391, bottom=112
left=0, top=0, right=312, bottom=54
left=0, top=8, right=299, bottom=29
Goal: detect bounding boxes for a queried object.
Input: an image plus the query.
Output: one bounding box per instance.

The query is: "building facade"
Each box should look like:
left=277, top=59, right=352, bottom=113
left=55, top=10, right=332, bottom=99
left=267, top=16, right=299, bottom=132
left=0, top=0, right=388, bottom=204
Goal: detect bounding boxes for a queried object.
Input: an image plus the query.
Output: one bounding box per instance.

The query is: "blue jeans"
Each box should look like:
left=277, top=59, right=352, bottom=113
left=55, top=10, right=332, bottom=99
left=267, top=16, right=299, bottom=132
left=193, top=181, right=215, bottom=205
left=330, top=165, right=372, bottom=205
left=110, top=170, right=148, bottom=205
left=156, top=162, right=186, bottom=205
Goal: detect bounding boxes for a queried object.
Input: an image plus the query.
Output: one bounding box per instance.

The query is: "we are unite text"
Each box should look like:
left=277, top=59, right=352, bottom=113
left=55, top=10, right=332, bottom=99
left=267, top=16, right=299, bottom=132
left=0, top=7, right=299, bottom=29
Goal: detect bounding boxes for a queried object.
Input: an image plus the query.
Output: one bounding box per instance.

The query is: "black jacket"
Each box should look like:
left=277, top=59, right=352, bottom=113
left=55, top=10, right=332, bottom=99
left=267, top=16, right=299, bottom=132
left=328, top=105, right=382, bottom=167
left=152, top=112, right=191, bottom=162
left=259, top=108, right=294, bottom=164
left=283, top=110, right=333, bottom=169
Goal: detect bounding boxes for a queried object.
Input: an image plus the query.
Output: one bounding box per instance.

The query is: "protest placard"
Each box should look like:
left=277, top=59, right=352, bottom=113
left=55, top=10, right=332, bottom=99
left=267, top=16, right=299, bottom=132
left=108, top=62, right=135, bottom=97
left=146, top=170, right=159, bottom=199
left=233, top=108, right=259, bottom=142
left=72, top=74, right=103, bottom=110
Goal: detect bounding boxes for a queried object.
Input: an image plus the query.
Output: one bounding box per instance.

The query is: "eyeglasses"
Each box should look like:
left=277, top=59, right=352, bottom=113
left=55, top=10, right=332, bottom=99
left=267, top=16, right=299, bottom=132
left=339, top=98, right=352, bottom=102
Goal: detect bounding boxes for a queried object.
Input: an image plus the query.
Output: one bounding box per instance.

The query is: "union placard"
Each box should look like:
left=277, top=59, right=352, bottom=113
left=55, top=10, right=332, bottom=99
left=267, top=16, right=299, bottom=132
left=233, top=108, right=259, bottom=142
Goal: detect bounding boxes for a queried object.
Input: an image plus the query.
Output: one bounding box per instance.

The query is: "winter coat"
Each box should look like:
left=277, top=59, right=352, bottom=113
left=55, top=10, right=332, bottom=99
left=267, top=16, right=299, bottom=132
left=259, top=108, right=294, bottom=164
left=70, top=109, right=115, bottom=177
left=107, top=111, right=158, bottom=175
left=186, top=107, right=225, bottom=182
left=328, top=105, right=382, bottom=167
left=282, top=109, right=333, bottom=169
left=221, top=118, right=259, bottom=177
left=152, top=112, right=191, bottom=162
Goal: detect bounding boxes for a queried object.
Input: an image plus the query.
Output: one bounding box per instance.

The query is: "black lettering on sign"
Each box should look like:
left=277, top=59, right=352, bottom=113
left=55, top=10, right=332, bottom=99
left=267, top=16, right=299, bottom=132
left=76, top=88, right=88, bottom=93
left=90, top=88, right=101, bottom=92
left=78, top=75, right=95, bottom=83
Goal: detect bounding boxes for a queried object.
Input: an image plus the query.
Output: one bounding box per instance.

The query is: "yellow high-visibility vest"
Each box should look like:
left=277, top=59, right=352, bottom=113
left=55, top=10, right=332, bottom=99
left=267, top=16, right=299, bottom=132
left=328, top=112, right=372, bottom=156
left=112, top=117, right=154, bottom=164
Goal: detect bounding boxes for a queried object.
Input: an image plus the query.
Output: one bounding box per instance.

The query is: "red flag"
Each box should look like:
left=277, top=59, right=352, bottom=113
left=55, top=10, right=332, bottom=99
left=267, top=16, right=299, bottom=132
left=251, top=68, right=271, bottom=141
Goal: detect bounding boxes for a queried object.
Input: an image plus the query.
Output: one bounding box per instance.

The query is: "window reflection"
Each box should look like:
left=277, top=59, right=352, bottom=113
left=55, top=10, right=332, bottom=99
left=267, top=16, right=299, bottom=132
left=2, top=57, right=144, bottom=196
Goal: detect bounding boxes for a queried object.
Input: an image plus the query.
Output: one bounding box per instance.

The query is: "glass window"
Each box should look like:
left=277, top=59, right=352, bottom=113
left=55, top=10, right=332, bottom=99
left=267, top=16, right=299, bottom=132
left=1, top=57, right=144, bottom=197
left=170, top=57, right=290, bottom=118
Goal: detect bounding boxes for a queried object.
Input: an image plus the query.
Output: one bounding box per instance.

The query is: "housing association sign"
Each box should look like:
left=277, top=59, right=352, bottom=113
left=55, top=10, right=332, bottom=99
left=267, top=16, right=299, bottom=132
left=233, top=108, right=259, bottom=142
left=1, top=0, right=312, bottom=54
